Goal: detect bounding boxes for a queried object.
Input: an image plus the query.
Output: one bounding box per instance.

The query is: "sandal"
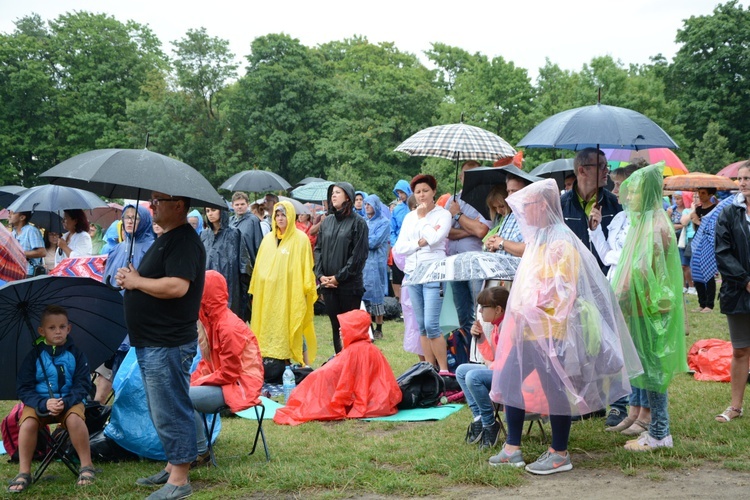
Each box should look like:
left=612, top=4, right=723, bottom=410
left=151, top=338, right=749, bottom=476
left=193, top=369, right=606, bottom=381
left=77, top=466, right=96, bottom=487
left=715, top=406, right=743, bottom=423
left=620, top=419, right=649, bottom=436
left=605, top=415, right=636, bottom=432
left=7, top=472, right=31, bottom=493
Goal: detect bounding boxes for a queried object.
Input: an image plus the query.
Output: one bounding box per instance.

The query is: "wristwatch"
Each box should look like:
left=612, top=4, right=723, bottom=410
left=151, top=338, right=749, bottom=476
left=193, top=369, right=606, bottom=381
left=497, top=239, right=505, bottom=251
left=453, top=211, right=463, bottom=222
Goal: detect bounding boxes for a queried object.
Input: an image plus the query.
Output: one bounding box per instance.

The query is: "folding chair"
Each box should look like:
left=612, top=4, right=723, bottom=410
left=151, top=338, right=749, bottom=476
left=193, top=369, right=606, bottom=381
left=33, top=426, right=79, bottom=483
left=201, top=402, right=270, bottom=467
left=493, top=403, right=548, bottom=442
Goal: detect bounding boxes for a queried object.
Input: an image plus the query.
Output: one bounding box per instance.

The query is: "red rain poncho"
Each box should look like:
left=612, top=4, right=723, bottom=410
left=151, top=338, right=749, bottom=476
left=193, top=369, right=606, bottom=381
left=274, top=309, right=402, bottom=425
left=191, top=270, right=264, bottom=412
left=688, top=339, right=732, bottom=382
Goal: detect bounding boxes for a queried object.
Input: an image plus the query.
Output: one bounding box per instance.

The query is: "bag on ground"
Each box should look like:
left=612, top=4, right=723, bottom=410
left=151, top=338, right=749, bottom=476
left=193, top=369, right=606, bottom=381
left=396, top=362, right=445, bottom=409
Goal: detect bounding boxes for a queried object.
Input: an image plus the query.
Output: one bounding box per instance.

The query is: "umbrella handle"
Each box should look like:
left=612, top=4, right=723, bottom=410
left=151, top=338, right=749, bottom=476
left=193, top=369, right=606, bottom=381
left=588, top=200, right=600, bottom=230
left=23, top=315, right=55, bottom=398
left=104, top=275, right=123, bottom=292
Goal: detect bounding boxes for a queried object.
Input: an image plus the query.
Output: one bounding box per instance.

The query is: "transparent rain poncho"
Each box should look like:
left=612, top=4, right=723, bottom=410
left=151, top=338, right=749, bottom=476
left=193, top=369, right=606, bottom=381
left=611, top=164, right=687, bottom=392
left=490, top=179, right=642, bottom=416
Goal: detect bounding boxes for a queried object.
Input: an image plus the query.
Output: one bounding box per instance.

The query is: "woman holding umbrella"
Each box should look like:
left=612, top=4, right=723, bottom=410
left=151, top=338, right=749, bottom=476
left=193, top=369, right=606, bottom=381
left=55, top=209, right=92, bottom=266
left=714, top=161, right=750, bottom=423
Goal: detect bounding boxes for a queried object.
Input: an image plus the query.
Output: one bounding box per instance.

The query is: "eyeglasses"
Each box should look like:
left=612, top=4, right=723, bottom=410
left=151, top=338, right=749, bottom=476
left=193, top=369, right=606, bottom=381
left=150, top=197, right=179, bottom=206
left=123, top=216, right=137, bottom=221
left=581, top=163, right=609, bottom=171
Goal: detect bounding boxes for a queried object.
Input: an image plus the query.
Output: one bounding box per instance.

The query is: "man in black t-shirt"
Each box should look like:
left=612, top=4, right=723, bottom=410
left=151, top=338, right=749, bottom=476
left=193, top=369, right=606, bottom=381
left=116, top=191, right=205, bottom=499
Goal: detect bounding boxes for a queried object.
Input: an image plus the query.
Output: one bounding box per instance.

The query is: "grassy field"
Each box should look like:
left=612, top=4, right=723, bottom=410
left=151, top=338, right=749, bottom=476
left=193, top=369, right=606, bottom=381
left=0, top=292, right=745, bottom=498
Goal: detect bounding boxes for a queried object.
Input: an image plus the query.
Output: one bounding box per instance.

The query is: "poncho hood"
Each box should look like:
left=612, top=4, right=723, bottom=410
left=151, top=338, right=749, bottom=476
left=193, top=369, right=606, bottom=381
left=200, top=269, right=228, bottom=327
left=338, top=309, right=372, bottom=348
left=272, top=200, right=298, bottom=242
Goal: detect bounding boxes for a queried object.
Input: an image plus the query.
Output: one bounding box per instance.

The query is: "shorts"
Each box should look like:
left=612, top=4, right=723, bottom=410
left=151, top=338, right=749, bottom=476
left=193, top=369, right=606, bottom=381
left=20, top=402, right=86, bottom=427
left=390, top=263, right=405, bottom=285
left=679, top=247, right=690, bottom=267
left=727, top=314, right=750, bottom=349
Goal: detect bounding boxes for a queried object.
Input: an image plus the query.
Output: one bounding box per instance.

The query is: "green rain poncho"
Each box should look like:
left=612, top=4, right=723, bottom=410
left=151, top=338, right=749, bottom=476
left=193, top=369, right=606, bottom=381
left=612, top=163, right=687, bottom=392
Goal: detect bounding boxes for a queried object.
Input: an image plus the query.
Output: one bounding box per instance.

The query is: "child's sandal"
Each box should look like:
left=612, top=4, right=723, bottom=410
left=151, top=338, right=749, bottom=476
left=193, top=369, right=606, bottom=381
left=715, top=406, right=743, bottom=423
left=7, top=472, right=31, bottom=493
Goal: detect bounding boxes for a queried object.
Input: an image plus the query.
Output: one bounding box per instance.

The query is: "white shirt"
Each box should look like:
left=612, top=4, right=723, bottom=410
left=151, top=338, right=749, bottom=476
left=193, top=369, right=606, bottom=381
left=55, top=231, right=93, bottom=266
left=588, top=211, right=629, bottom=281
left=393, top=205, right=452, bottom=275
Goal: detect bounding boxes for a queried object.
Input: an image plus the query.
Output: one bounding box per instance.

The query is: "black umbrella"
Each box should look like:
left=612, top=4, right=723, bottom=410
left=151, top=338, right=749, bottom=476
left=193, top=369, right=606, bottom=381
left=294, top=176, right=327, bottom=188
left=220, top=170, right=292, bottom=193
left=460, top=166, right=543, bottom=220
left=39, top=149, right=225, bottom=209
left=0, top=185, right=26, bottom=208
left=529, top=158, right=575, bottom=191
left=0, top=275, right=127, bottom=400
left=8, top=184, right=109, bottom=233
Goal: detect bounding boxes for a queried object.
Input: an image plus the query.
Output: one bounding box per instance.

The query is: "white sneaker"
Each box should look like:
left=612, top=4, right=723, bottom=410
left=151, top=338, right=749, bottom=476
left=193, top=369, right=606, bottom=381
left=683, top=287, right=688, bottom=293
left=686, top=287, right=697, bottom=295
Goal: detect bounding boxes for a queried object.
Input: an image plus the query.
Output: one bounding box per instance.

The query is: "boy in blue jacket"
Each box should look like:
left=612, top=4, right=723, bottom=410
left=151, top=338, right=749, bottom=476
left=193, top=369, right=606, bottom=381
left=8, top=305, right=94, bottom=493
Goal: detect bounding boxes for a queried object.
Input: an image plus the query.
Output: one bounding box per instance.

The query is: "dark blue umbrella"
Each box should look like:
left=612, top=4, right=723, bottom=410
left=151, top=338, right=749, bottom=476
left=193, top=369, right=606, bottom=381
left=0, top=185, right=27, bottom=208
left=0, top=275, right=127, bottom=400
left=529, top=159, right=576, bottom=191
left=517, top=103, right=678, bottom=151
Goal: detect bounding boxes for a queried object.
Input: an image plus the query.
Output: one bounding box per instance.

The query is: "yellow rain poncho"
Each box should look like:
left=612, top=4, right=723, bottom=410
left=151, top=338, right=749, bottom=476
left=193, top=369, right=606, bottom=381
left=249, top=201, right=317, bottom=364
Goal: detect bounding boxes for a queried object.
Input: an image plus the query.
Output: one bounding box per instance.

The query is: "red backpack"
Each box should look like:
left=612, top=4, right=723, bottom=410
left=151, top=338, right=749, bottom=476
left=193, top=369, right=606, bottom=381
left=1, top=403, right=50, bottom=462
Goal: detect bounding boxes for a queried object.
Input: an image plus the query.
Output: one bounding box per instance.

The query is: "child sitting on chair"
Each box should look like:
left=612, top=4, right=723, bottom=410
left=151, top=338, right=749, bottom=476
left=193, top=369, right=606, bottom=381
left=456, top=286, right=509, bottom=451
left=8, top=305, right=94, bottom=493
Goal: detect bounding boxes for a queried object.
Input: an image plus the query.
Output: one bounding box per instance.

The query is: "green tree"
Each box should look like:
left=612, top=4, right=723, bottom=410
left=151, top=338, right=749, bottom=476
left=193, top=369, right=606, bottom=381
left=691, top=121, right=736, bottom=173
left=668, top=1, right=750, bottom=158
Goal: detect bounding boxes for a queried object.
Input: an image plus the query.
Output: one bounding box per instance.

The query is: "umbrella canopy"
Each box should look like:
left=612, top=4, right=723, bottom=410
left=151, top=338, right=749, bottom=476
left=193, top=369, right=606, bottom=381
left=663, top=172, right=737, bottom=191
left=278, top=196, right=311, bottom=216
left=603, top=148, right=688, bottom=177
left=40, top=149, right=225, bottom=209
left=405, top=251, right=521, bottom=285
left=0, top=185, right=27, bottom=208
left=86, top=203, right=124, bottom=230
left=291, top=181, right=335, bottom=203
left=529, top=158, right=575, bottom=191
left=395, top=123, right=517, bottom=161
left=460, top=165, right=543, bottom=220
left=49, top=256, right=106, bottom=281
left=8, top=184, right=108, bottom=214
left=294, top=177, right=327, bottom=188
left=0, top=224, right=28, bottom=282
left=0, top=275, right=127, bottom=400
left=517, top=103, right=679, bottom=151
left=717, top=160, right=748, bottom=178
left=220, top=170, right=292, bottom=193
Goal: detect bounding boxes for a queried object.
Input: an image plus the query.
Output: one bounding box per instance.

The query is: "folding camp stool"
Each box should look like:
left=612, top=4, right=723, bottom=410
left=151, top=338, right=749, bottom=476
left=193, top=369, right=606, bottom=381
left=492, top=403, right=548, bottom=442
left=201, top=403, right=270, bottom=467
left=33, top=426, right=79, bottom=483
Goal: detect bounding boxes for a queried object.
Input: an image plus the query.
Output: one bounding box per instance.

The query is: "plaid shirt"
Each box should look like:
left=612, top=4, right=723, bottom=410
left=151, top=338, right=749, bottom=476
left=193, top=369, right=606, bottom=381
left=12, top=224, right=44, bottom=275
left=496, top=213, right=522, bottom=257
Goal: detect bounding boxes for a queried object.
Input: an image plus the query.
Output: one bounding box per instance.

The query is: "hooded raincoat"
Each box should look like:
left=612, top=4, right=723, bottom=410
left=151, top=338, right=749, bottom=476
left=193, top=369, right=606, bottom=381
left=191, top=270, right=264, bottom=412
left=201, top=209, right=244, bottom=318
left=273, top=309, right=401, bottom=425
left=354, top=190, right=368, bottom=218
left=612, top=164, right=687, bottom=392
left=362, top=194, right=390, bottom=304
left=390, top=179, right=413, bottom=246
left=250, top=201, right=317, bottom=364
left=103, top=205, right=155, bottom=285
left=490, top=179, right=641, bottom=416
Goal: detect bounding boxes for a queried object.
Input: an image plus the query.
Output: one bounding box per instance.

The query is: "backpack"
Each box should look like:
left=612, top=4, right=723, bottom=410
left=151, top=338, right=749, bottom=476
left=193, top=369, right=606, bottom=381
left=396, top=362, right=445, bottom=409
left=445, top=328, right=471, bottom=373
left=1, top=403, right=50, bottom=462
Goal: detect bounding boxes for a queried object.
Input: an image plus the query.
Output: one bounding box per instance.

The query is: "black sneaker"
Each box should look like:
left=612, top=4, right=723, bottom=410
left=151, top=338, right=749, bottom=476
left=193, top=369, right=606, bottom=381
left=478, top=420, right=501, bottom=450
left=605, top=408, right=626, bottom=427
left=465, top=420, right=483, bottom=444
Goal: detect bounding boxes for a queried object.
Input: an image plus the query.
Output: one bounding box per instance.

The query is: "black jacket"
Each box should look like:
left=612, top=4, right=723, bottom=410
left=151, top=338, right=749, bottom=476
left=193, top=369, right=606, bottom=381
left=560, top=182, right=622, bottom=273
left=715, top=198, right=750, bottom=315
left=314, top=182, right=369, bottom=294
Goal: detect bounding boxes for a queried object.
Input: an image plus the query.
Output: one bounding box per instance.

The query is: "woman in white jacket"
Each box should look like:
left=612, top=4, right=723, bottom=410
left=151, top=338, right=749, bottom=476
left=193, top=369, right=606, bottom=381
left=394, top=174, right=452, bottom=373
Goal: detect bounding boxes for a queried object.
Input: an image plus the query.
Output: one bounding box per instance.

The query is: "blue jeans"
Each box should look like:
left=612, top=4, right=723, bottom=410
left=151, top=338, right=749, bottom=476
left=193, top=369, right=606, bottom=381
left=629, top=387, right=650, bottom=409
left=450, top=280, right=482, bottom=335
left=647, top=389, right=669, bottom=440
left=456, top=363, right=495, bottom=427
left=408, top=280, right=443, bottom=339
left=190, top=385, right=226, bottom=455
left=136, top=341, right=198, bottom=464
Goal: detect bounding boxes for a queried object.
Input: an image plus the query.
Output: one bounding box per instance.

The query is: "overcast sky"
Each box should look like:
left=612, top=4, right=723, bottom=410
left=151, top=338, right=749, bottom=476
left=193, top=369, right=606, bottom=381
left=0, top=0, right=722, bottom=81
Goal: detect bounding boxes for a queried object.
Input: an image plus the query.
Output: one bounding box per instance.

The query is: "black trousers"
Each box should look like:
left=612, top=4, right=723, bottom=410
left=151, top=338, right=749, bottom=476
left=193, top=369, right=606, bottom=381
left=695, top=277, right=716, bottom=309
left=321, top=290, right=362, bottom=353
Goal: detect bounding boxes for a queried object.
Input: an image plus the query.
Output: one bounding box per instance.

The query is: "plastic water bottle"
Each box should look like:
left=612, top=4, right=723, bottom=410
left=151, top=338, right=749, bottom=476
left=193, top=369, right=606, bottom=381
left=282, top=366, right=296, bottom=404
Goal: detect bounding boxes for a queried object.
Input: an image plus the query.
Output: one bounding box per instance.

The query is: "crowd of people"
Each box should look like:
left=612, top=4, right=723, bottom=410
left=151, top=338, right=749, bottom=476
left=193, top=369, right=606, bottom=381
left=4, top=152, right=749, bottom=494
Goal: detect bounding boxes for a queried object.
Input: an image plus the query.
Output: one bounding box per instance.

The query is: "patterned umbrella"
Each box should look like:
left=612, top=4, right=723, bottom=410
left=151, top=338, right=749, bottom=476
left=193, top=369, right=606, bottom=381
left=405, top=251, right=521, bottom=285
left=291, top=181, right=334, bottom=203
left=603, top=148, right=688, bottom=177
left=0, top=224, right=28, bottom=282
left=395, top=123, right=516, bottom=162
left=49, top=256, right=106, bottom=282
